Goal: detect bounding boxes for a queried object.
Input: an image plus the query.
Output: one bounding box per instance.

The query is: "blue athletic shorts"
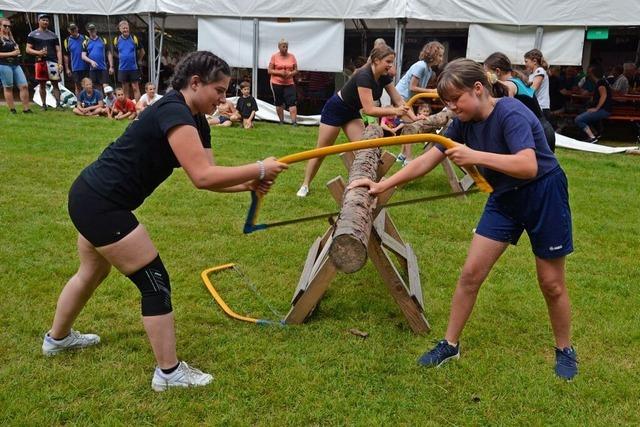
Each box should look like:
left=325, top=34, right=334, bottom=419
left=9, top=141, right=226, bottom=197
left=475, top=167, right=573, bottom=259
left=320, top=94, right=362, bottom=127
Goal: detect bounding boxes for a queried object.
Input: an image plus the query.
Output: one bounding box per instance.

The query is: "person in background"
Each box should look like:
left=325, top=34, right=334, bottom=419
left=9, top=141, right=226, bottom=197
left=395, top=41, right=445, bottom=164
left=112, top=87, right=137, bottom=120
left=610, top=66, right=628, bottom=95
left=206, top=99, right=241, bottom=127
left=82, top=23, right=114, bottom=90
left=236, top=81, right=259, bottom=129
left=380, top=112, right=405, bottom=136
left=524, top=49, right=551, bottom=122
left=26, top=14, right=63, bottom=110
left=113, top=20, right=145, bottom=101
left=268, top=38, right=298, bottom=126
left=484, top=52, right=556, bottom=151
left=103, top=85, right=116, bottom=118
left=0, top=18, right=31, bottom=114
left=136, top=82, right=163, bottom=113
left=296, top=45, right=416, bottom=197
left=63, top=23, right=88, bottom=96
left=73, top=77, right=105, bottom=117
left=574, top=64, right=612, bottom=143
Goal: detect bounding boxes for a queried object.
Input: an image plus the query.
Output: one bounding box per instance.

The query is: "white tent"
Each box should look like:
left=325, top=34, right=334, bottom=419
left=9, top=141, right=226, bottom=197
left=5, top=0, right=639, bottom=25
left=5, top=1, right=638, bottom=102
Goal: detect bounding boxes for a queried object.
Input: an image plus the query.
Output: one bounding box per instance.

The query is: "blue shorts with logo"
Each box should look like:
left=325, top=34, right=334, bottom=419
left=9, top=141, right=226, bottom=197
left=475, top=166, right=573, bottom=259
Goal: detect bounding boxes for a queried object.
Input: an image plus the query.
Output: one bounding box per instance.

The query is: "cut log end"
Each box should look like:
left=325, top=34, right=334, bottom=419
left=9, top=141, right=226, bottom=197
left=329, top=233, right=368, bottom=273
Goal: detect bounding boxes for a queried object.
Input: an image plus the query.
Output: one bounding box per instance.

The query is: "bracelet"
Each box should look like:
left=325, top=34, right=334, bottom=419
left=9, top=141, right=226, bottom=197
left=256, top=160, right=265, bottom=180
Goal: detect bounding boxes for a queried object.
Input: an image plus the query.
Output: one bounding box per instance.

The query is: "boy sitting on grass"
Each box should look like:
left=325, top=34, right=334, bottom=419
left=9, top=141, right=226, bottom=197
left=235, top=81, right=259, bottom=129
left=112, top=87, right=137, bottom=120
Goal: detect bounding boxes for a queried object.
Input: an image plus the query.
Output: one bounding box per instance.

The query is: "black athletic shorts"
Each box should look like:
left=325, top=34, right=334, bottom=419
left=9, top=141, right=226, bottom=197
left=90, top=69, right=110, bottom=86
left=118, top=69, right=140, bottom=83
left=271, top=83, right=297, bottom=108
left=68, top=176, right=139, bottom=247
left=72, top=70, right=89, bottom=84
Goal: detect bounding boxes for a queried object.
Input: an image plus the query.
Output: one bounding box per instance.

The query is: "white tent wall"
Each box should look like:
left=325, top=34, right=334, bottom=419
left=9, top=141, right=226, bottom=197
left=197, top=18, right=344, bottom=71
left=466, top=24, right=586, bottom=66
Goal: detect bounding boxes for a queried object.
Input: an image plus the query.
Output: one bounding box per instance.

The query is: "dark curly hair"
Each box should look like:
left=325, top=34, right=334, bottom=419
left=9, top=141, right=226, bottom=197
left=171, top=51, right=230, bottom=90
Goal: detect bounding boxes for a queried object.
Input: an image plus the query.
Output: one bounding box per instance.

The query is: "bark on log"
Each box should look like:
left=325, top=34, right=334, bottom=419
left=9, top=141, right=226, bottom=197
left=329, top=124, right=384, bottom=273
left=401, top=109, right=455, bottom=135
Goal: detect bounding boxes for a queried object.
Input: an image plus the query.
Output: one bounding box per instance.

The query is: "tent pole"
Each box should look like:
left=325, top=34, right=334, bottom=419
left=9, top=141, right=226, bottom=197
left=252, top=18, right=259, bottom=98
left=394, top=18, right=406, bottom=84
left=534, top=26, right=544, bottom=49
left=155, top=15, right=165, bottom=88
left=148, top=13, right=155, bottom=85
left=53, top=14, right=65, bottom=87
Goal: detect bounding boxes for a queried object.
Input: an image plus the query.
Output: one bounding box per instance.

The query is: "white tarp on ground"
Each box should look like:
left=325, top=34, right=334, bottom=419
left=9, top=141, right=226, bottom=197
left=555, top=133, right=637, bottom=154
left=5, top=0, right=640, bottom=26
left=466, top=24, right=585, bottom=66
left=198, top=18, right=344, bottom=72
left=217, top=96, right=321, bottom=125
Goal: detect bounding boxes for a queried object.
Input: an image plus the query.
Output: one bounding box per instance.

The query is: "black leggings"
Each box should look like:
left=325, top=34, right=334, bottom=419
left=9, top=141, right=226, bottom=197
left=68, top=176, right=139, bottom=247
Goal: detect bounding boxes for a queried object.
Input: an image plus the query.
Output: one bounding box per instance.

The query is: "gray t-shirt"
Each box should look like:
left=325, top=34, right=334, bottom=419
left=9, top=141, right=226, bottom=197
left=528, top=67, right=550, bottom=109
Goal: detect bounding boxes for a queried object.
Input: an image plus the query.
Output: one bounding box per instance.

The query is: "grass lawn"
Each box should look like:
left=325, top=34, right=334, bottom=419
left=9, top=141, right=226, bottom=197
left=0, top=109, right=638, bottom=425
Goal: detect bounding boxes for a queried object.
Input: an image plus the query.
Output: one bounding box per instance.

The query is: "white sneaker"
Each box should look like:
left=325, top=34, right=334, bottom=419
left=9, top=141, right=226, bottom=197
left=296, top=185, right=309, bottom=197
left=42, top=329, right=101, bottom=356
left=151, top=361, right=214, bottom=392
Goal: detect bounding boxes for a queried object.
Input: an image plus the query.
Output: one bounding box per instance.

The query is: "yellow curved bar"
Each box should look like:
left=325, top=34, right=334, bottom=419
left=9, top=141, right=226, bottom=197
left=278, top=133, right=493, bottom=194
left=201, top=263, right=261, bottom=324
left=405, top=92, right=440, bottom=107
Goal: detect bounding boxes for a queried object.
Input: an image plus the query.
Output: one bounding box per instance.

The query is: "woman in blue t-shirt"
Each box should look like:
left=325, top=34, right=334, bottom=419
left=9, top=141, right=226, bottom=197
left=296, top=45, right=415, bottom=197
left=349, top=58, right=577, bottom=381
left=41, top=51, right=288, bottom=391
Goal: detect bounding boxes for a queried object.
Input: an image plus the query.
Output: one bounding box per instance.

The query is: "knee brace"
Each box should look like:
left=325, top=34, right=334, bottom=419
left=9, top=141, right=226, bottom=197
left=127, top=255, right=173, bottom=316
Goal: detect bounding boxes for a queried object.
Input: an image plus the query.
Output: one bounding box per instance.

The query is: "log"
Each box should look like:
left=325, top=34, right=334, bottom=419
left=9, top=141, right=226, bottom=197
left=329, top=124, right=384, bottom=273
left=401, top=109, right=455, bottom=135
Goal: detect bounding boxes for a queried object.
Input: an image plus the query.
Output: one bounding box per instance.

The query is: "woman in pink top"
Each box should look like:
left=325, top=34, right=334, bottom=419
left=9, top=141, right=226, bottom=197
left=268, top=38, right=298, bottom=125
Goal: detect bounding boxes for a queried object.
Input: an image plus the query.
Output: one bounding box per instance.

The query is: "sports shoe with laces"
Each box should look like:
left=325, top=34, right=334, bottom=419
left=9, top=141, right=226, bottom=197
left=555, top=346, right=578, bottom=380
left=151, top=361, right=214, bottom=392
left=296, top=185, right=309, bottom=197
left=42, top=329, right=101, bottom=356
left=417, top=339, right=460, bottom=367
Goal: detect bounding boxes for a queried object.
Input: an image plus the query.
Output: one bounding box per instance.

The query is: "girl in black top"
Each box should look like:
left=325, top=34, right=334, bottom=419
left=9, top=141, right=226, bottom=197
left=41, top=51, right=288, bottom=391
left=574, top=64, right=612, bottom=143
left=296, top=45, right=416, bottom=197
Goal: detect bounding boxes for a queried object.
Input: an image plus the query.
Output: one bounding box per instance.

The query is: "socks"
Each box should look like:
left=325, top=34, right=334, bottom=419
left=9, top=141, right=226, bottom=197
left=161, top=362, right=180, bottom=375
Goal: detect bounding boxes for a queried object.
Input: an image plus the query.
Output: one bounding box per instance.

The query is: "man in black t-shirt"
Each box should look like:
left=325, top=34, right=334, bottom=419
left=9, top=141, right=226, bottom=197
left=26, top=14, right=63, bottom=109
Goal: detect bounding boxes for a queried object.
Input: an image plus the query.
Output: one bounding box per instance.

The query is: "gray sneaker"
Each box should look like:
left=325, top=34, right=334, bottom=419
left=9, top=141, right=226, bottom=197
left=151, top=361, right=214, bottom=392
left=42, top=329, right=101, bottom=356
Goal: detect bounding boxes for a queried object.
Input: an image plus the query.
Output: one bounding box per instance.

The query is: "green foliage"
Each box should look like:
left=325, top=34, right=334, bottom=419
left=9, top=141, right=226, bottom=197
left=0, top=110, right=638, bottom=425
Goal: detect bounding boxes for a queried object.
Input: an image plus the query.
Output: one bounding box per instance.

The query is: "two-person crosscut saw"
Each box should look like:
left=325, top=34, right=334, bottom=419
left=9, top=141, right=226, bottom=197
left=243, top=133, right=494, bottom=234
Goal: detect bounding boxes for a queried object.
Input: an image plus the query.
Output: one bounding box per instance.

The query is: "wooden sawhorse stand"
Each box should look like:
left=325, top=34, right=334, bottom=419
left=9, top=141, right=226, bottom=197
left=284, top=151, right=430, bottom=334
